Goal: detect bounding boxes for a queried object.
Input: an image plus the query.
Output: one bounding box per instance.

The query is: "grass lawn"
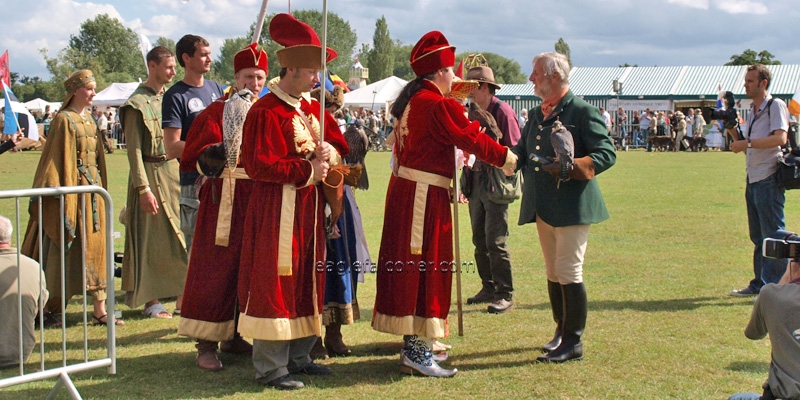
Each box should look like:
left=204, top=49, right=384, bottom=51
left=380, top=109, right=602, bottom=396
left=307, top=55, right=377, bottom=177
left=1, top=148, right=798, bottom=399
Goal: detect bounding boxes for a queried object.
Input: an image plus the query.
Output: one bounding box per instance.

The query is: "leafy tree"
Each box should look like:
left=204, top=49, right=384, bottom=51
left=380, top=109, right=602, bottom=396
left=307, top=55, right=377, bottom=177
left=555, top=38, right=571, bottom=67
left=392, top=41, right=415, bottom=81
left=209, top=36, right=250, bottom=86
left=252, top=10, right=357, bottom=78
left=725, top=49, right=781, bottom=66
left=455, top=51, right=526, bottom=84
left=367, top=16, right=393, bottom=82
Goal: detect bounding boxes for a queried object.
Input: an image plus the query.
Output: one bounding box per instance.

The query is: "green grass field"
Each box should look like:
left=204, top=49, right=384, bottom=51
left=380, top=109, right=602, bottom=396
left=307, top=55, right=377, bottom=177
left=1, top=148, right=797, bottom=399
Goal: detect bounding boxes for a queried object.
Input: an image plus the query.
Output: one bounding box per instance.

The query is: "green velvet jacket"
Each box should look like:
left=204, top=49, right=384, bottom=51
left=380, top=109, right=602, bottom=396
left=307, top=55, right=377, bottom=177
left=511, top=90, right=616, bottom=227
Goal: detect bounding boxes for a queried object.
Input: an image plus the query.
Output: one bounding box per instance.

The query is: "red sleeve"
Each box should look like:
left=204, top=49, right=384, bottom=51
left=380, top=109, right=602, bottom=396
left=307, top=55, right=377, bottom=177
left=241, top=100, right=313, bottom=185
left=433, top=98, right=507, bottom=167
left=180, top=102, right=222, bottom=173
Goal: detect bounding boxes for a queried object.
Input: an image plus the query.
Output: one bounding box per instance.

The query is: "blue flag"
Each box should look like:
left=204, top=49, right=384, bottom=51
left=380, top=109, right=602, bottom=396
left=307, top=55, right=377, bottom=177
left=2, top=83, right=19, bottom=134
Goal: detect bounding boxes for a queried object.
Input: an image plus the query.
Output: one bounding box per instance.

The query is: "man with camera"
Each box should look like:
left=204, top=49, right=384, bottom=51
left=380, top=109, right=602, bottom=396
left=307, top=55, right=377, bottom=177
left=729, top=231, right=800, bottom=400
left=729, top=64, right=789, bottom=297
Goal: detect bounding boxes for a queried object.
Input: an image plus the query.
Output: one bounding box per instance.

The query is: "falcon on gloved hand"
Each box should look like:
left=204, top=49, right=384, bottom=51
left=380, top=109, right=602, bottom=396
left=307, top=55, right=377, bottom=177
left=550, top=118, right=574, bottom=188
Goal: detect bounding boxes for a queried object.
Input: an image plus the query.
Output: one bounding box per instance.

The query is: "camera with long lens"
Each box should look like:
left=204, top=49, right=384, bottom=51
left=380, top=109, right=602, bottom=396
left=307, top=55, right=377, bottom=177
left=763, top=230, right=800, bottom=260
left=708, top=91, right=739, bottom=129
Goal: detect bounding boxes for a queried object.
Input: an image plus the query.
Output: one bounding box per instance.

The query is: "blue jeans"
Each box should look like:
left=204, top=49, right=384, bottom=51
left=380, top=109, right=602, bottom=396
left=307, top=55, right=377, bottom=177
left=745, top=173, right=787, bottom=291
left=727, top=393, right=761, bottom=400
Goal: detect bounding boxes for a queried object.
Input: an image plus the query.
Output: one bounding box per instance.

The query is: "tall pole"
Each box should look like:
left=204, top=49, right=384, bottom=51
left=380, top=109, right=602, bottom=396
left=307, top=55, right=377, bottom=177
left=319, top=0, right=328, bottom=142
left=251, top=0, right=270, bottom=44
left=453, top=147, right=464, bottom=336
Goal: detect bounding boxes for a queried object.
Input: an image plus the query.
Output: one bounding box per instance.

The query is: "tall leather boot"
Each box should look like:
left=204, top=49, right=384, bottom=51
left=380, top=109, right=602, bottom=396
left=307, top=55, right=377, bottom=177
left=324, top=323, right=351, bottom=357
left=542, top=280, right=563, bottom=352
left=537, top=282, right=586, bottom=363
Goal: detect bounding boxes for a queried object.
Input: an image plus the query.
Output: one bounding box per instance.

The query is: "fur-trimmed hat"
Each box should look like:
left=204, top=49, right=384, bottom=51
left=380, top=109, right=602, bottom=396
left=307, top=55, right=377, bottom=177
left=269, top=13, right=337, bottom=69
left=410, top=31, right=455, bottom=77
left=234, top=43, right=268, bottom=75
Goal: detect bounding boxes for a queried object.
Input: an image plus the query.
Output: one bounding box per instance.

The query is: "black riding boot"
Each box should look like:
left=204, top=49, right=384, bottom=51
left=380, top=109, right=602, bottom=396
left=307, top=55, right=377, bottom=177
left=542, top=280, right=563, bottom=352
left=537, top=282, right=586, bottom=363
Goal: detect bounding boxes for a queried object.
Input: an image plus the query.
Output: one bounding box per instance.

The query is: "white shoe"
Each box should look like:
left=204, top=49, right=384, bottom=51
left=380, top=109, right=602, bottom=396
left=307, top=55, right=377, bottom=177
left=432, top=339, right=452, bottom=352
left=399, top=353, right=457, bottom=377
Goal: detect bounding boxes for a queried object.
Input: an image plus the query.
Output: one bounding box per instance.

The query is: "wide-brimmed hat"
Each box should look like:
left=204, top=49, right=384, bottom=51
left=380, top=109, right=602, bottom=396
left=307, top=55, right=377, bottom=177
left=410, top=31, right=455, bottom=77
left=234, top=43, right=268, bottom=75
left=465, top=66, right=500, bottom=90
left=63, top=69, right=95, bottom=107
left=269, top=13, right=337, bottom=69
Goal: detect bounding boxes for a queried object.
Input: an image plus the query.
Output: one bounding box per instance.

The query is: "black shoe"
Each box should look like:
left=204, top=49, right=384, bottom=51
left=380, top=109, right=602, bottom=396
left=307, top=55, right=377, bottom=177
left=265, top=374, right=304, bottom=390
left=295, top=361, right=331, bottom=376
left=536, top=341, right=583, bottom=363
left=487, top=298, right=513, bottom=314
left=730, top=286, right=758, bottom=297
left=467, top=289, right=493, bottom=305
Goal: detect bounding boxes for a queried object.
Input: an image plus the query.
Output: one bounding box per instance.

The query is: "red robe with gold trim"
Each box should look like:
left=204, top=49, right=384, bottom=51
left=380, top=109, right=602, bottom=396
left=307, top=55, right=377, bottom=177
left=238, top=80, right=348, bottom=341
left=372, top=80, right=508, bottom=339
left=177, top=95, right=256, bottom=341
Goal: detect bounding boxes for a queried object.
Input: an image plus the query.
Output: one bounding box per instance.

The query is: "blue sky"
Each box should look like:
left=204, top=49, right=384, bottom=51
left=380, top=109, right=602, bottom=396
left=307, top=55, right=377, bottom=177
left=3, top=0, right=800, bottom=80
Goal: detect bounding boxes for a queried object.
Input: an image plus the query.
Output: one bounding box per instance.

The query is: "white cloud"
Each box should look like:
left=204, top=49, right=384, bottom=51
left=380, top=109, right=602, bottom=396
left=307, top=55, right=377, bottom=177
left=667, top=0, right=709, bottom=9
left=714, top=0, right=768, bottom=15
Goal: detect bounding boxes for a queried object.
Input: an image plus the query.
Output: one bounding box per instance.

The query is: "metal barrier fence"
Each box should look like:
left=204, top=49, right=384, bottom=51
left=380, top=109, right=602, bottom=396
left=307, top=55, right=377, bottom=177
left=0, top=186, right=116, bottom=400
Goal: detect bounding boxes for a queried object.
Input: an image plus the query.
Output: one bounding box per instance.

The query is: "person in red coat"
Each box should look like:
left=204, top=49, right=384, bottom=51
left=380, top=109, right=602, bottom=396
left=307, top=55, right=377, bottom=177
left=238, top=13, right=349, bottom=390
left=371, top=31, right=518, bottom=377
left=177, top=43, right=268, bottom=371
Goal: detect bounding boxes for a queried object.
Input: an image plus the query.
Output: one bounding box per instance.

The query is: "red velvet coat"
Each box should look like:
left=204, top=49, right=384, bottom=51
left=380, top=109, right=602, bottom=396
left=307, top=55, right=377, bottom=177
left=372, top=80, right=508, bottom=338
left=237, top=81, right=348, bottom=341
left=177, top=96, right=256, bottom=341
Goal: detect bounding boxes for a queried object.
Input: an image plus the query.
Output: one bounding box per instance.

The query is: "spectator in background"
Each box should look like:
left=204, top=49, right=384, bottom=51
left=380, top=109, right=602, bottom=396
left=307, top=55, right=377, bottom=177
left=94, top=107, right=114, bottom=154
left=0, top=215, right=48, bottom=368
left=673, top=111, right=687, bottom=151
left=616, top=107, right=627, bottom=139
left=599, top=107, right=612, bottom=134
left=518, top=108, right=528, bottom=128
left=694, top=108, right=706, bottom=137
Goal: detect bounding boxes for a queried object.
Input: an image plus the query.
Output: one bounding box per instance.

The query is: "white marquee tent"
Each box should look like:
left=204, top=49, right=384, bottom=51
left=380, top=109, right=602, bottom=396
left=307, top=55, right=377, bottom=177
left=343, top=76, right=407, bottom=110
left=23, top=98, right=61, bottom=113
left=93, top=82, right=140, bottom=107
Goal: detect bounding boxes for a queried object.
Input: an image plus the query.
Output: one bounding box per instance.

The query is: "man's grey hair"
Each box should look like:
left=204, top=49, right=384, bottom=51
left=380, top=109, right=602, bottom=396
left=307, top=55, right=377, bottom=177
left=533, top=52, right=570, bottom=86
left=0, top=215, right=12, bottom=244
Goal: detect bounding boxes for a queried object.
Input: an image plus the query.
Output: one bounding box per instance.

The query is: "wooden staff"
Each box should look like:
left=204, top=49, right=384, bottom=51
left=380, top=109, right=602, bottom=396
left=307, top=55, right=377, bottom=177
left=453, top=146, right=464, bottom=336
left=250, top=0, right=270, bottom=44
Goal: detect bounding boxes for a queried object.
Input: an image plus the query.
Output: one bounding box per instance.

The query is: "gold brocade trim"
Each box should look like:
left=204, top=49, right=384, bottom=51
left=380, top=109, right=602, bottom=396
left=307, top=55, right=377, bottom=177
left=396, top=166, right=450, bottom=255
left=278, top=184, right=296, bottom=276
left=291, top=115, right=317, bottom=155
left=237, top=313, right=320, bottom=341
left=322, top=301, right=355, bottom=325
left=177, top=317, right=235, bottom=342
left=215, top=168, right=251, bottom=247
left=371, top=312, right=446, bottom=339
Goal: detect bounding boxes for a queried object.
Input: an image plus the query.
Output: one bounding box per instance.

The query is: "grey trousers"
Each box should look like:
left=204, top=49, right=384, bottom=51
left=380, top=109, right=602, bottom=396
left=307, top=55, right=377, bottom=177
left=252, top=335, right=317, bottom=383
left=179, top=183, right=200, bottom=260
left=468, top=170, right=514, bottom=300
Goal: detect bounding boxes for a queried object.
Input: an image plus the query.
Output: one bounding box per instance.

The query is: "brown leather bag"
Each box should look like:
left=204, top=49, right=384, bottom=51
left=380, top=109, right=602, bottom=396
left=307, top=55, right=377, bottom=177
left=323, top=164, right=350, bottom=227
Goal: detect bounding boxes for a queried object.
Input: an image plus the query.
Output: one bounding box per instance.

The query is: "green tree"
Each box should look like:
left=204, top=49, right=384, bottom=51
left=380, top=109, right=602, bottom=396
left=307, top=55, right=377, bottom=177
left=555, top=38, right=572, bottom=67
left=455, top=51, right=526, bottom=84
left=367, top=16, right=393, bottom=82
left=392, top=41, right=415, bottom=81
left=252, top=10, right=357, bottom=78
left=725, top=49, right=781, bottom=65
left=209, top=36, right=250, bottom=86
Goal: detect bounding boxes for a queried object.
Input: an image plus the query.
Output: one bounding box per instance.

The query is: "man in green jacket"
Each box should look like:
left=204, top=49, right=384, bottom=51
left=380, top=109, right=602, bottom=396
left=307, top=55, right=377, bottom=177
left=509, top=51, right=616, bottom=363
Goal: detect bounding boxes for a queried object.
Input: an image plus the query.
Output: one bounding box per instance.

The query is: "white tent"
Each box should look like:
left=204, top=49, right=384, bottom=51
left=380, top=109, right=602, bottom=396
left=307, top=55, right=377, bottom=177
left=344, top=76, right=407, bottom=110
left=5, top=99, right=39, bottom=140
left=23, top=98, right=61, bottom=113
left=93, top=82, right=140, bottom=107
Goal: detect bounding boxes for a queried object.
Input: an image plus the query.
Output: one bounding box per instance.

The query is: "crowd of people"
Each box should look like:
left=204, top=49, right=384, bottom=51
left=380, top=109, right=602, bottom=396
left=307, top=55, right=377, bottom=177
left=0, top=16, right=797, bottom=398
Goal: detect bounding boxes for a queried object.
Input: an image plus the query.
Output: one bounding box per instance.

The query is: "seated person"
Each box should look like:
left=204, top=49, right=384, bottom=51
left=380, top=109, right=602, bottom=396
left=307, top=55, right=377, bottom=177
left=729, top=231, right=800, bottom=400
left=0, top=215, right=48, bottom=368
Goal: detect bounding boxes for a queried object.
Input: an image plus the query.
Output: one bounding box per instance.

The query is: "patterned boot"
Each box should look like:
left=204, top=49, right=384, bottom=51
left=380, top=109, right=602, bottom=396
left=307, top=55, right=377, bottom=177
left=399, top=335, right=457, bottom=377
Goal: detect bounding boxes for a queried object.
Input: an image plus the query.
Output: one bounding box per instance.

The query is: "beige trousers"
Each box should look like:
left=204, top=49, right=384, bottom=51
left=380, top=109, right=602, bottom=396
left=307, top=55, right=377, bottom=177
left=535, top=219, right=590, bottom=284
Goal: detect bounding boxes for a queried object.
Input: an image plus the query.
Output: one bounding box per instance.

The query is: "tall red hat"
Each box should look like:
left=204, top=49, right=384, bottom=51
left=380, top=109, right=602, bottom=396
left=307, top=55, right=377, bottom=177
left=269, top=13, right=338, bottom=69
left=410, top=31, right=455, bottom=77
left=233, top=43, right=268, bottom=75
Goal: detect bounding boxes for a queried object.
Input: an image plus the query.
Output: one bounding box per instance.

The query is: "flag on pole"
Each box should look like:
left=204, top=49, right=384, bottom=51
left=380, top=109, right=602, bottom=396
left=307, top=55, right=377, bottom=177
left=789, top=88, right=800, bottom=116
left=0, top=50, right=9, bottom=88
left=3, top=82, right=20, bottom=134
